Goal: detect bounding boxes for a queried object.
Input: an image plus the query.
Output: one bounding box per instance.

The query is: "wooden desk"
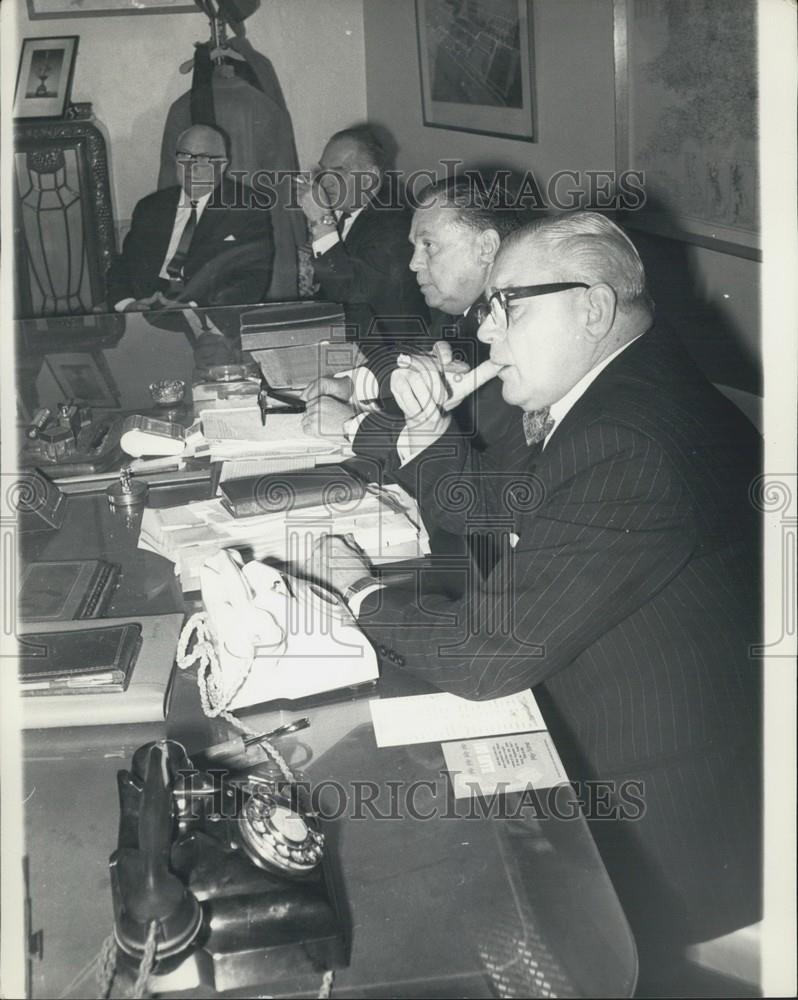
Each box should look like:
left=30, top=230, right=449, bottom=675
left=17, top=309, right=637, bottom=998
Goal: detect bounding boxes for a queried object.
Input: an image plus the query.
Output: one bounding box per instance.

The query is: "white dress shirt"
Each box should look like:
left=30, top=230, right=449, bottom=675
left=311, top=205, right=365, bottom=257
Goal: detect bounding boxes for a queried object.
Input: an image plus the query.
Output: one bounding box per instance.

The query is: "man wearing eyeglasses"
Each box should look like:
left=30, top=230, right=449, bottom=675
left=106, top=124, right=273, bottom=312
left=310, top=211, right=762, bottom=989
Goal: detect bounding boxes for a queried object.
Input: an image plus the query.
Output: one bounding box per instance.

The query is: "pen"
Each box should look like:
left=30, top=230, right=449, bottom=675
left=198, top=717, right=311, bottom=763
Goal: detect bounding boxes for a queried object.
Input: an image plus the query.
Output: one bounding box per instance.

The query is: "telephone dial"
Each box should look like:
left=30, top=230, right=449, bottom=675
left=108, top=739, right=348, bottom=993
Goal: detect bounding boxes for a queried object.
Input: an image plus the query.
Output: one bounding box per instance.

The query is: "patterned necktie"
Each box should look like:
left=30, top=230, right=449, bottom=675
left=522, top=407, right=554, bottom=446
left=166, top=199, right=198, bottom=282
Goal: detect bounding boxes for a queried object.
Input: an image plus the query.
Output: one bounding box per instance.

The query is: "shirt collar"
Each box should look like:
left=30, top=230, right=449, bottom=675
left=178, top=189, right=213, bottom=212
left=337, top=204, right=366, bottom=224
left=544, top=334, right=643, bottom=447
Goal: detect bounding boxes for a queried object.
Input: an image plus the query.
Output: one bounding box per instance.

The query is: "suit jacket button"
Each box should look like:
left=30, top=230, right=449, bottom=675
left=378, top=644, right=388, bottom=656
left=388, top=650, right=397, bottom=662
left=396, top=655, right=405, bottom=666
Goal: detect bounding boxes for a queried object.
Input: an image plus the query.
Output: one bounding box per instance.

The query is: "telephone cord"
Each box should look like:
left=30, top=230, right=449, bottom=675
left=177, top=613, right=296, bottom=783
left=95, top=920, right=156, bottom=999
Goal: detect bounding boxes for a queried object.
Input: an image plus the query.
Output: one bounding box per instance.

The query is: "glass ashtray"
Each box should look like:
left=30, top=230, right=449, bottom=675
left=200, top=364, right=257, bottom=383
left=149, top=378, right=186, bottom=405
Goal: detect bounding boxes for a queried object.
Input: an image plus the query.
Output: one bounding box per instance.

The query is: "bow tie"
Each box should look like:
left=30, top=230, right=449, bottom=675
left=522, top=407, right=554, bottom=446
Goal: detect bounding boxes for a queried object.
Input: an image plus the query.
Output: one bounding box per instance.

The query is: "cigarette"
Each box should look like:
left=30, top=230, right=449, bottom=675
left=442, top=359, right=503, bottom=411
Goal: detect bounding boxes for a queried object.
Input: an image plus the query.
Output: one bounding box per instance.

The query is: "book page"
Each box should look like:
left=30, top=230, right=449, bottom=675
left=442, top=731, right=568, bottom=799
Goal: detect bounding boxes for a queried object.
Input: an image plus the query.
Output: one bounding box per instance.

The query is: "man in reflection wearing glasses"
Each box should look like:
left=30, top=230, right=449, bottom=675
left=106, top=124, right=273, bottom=312
left=312, top=212, right=763, bottom=989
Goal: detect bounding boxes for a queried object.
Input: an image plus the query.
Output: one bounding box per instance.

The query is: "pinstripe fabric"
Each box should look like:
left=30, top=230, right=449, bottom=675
left=359, top=326, right=762, bottom=948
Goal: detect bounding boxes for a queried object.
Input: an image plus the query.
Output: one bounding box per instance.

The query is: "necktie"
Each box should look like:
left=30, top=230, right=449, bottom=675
left=522, top=407, right=554, bottom=446
left=336, top=211, right=351, bottom=239
left=166, top=200, right=199, bottom=282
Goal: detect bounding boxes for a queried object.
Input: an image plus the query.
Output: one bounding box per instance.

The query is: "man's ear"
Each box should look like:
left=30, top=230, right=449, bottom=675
left=477, top=228, right=501, bottom=265
left=584, top=283, right=617, bottom=341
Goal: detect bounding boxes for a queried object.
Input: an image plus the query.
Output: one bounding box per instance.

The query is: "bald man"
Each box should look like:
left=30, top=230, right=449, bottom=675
left=107, top=124, right=273, bottom=311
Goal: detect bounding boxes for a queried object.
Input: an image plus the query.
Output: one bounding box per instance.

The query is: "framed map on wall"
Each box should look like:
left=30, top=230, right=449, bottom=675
left=615, top=0, right=760, bottom=260
left=415, top=0, right=536, bottom=141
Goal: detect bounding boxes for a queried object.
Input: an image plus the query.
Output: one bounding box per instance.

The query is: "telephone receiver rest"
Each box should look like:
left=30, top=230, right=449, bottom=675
left=111, top=742, right=202, bottom=959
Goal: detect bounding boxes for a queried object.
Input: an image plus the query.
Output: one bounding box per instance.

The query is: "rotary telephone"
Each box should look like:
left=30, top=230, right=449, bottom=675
left=107, top=739, right=348, bottom=994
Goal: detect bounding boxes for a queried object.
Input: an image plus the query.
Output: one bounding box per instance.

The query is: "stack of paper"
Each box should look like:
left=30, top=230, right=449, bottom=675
left=200, top=405, right=343, bottom=462
left=138, top=483, right=429, bottom=593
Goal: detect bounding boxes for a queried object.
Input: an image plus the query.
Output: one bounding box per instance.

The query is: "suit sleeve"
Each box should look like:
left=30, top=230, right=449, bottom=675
left=356, top=420, right=698, bottom=699
left=202, top=205, right=275, bottom=307
left=105, top=198, right=150, bottom=306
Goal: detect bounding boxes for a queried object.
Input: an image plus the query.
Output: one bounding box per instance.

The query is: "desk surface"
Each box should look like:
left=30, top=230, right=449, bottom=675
left=18, top=312, right=637, bottom=999
left=17, top=306, right=248, bottom=419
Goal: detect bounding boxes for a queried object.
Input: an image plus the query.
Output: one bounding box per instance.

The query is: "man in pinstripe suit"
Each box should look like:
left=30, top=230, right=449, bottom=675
left=311, top=212, right=762, bottom=983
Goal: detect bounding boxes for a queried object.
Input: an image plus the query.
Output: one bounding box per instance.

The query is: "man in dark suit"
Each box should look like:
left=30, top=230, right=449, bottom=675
left=106, top=124, right=273, bottom=311
left=295, top=124, right=430, bottom=364
left=300, top=176, right=520, bottom=456
left=310, top=212, right=762, bottom=985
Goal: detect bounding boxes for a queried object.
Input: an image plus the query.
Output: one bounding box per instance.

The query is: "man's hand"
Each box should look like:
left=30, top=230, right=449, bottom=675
left=301, top=375, right=354, bottom=405
left=305, top=534, right=374, bottom=599
left=122, top=292, right=184, bottom=312
left=390, top=341, right=469, bottom=447
left=294, top=172, right=335, bottom=227
left=301, top=395, right=357, bottom=442
left=122, top=294, right=161, bottom=312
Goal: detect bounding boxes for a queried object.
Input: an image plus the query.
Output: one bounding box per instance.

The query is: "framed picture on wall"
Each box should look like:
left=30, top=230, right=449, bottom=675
left=27, top=0, right=196, bottom=16
left=614, top=0, right=760, bottom=260
left=13, top=36, right=78, bottom=120
left=45, top=352, right=120, bottom=408
left=415, top=0, right=536, bottom=141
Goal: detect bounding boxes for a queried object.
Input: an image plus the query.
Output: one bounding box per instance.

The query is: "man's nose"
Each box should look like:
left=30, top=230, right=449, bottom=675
left=408, top=247, right=423, bottom=271
left=477, top=313, right=499, bottom=343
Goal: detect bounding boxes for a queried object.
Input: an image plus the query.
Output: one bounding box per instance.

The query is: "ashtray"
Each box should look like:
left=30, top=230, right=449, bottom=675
left=201, top=363, right=256, bottom=383
left=149, top=378, right=186, bottom=405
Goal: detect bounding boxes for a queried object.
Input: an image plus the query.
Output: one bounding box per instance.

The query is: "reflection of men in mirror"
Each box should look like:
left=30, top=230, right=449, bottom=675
left=106, top=124, right=273, bottom=312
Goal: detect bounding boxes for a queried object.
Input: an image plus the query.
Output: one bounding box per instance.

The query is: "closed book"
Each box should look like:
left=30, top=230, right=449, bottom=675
left=219, top=464, right=366, bottom=519
left=18, top=558, right=120, bottom=622
left=19, top=622, right=142, bottom=695
left=19, top=614, right=184, bottom=729
left=240, top=301, right=345, bottom=351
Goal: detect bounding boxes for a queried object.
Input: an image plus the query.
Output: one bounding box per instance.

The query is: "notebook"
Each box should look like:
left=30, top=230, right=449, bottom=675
left=219, top=464, right=366, bottom=519
left=18, top=558, right=120, bottom=622
left=18, top=613, right=184, bottom=729
left=18, top=622, right=142, bottom=695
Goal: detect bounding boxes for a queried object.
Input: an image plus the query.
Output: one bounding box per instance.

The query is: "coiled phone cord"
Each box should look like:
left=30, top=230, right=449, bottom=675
left=176, top=612, right=297, bottom=783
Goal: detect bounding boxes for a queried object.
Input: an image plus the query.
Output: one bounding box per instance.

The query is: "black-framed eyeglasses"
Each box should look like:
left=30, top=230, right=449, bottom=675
left=175, top=151, right=226, bottom=165
left=476, top=282, right=589, bottom=330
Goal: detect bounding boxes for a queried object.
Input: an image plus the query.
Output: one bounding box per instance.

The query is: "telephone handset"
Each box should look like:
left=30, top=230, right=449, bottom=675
left=108, top=739, right=348, bottom=994
left=178, top=549, right=378, bottom=713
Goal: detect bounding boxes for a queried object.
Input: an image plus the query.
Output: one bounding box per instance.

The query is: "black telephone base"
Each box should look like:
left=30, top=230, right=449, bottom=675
left=111, top=750, right=350, bottom=993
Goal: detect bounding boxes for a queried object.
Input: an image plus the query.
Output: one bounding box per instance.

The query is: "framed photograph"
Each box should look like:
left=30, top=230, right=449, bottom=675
left=27, top=0, right=196, bottom=17
left=14, top=36, right=78, bottom=120
left=614, top=0, right=760, bottom=261
left=415, top=0, right=536, bottom=141
left=45, top=351, right=120, bottom=408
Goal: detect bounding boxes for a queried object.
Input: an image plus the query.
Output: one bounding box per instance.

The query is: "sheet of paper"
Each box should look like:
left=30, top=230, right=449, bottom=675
left=201, top=406, right=339, bottom=455
left=369, top=689, right=545, bottom=748
left=442, top=731, right=568, bottom=799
